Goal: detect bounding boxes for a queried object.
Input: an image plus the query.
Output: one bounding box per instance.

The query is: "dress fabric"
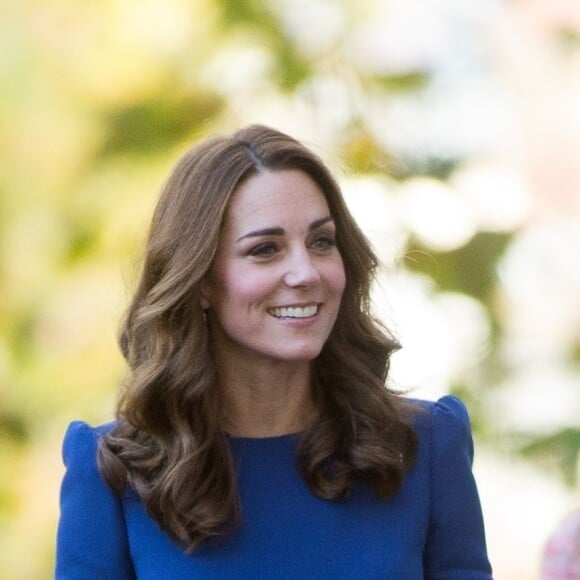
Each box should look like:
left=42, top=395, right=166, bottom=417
left=55, top=395, right=493, bottom=579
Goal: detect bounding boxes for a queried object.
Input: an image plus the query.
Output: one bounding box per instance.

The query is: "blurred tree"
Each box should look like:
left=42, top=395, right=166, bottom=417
left=0, top=0, right=578, bottom=577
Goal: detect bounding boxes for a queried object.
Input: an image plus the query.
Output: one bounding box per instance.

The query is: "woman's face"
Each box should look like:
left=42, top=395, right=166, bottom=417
left=201, top=169, right=345, bottom=366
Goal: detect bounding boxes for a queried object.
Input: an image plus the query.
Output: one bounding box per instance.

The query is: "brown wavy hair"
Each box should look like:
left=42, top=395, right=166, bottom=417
left=98, top=124, right=418, bottom=551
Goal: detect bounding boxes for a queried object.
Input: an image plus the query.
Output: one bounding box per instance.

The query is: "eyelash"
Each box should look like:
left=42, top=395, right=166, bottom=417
left=247, top=235, right=337, bottom=258
left=248, top=243, right=277, bottom=257
left=310, top=235, right=337, bottom=250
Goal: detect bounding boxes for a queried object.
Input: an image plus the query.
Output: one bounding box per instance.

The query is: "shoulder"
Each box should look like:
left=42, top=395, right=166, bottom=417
left=61, top=420, right=117, bottom=472
left=408, top=397, right=492, bottom=576
left=409, top=394, right=471, bottom=433
left=64, top=419, right=117, bottom=439
left=56, top=420, right=135, bottom=577
left=411, top=393, right=469, bottom=420
left=408, top=395, right=474, bottom=462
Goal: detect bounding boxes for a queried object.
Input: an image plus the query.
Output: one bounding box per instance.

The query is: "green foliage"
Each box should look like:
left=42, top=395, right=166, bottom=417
left=404, top=232, right=512, bottom=302
left=216, top=0, right=311, bottom=90
left=375, top=72, right=430, bottom=93
left=100, top=91, right=225, bottom=157
left=0, top=412, right=29, bottom=444
left=341, top=127, right=396, bottom=174
left=1, top=0, right=578, bottom=577
left=218, top=0, right=271, bottom=26
left=518, top=428, right=580, bottom=488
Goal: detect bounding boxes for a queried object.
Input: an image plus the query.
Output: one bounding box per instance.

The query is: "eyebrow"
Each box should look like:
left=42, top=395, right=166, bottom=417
left=235, top=216, right=334, bottom=243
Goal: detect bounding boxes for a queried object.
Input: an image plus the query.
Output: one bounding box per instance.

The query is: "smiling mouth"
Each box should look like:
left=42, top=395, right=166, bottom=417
left=268, top=305, right=319, bottom=319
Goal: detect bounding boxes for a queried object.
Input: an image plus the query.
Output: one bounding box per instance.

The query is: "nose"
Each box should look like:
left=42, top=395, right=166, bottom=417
left=283, top=249, right=321, bottom=288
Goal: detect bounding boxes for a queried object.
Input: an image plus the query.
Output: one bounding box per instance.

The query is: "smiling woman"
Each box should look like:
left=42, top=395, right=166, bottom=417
left=201, top=170, right=346, bottom=372
left=55, top=125, right=492, bottom=579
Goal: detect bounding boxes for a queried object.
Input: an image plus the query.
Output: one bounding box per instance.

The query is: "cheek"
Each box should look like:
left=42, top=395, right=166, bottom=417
left=218, top=263, right=277, bottom=307
left=326, top=257, right=346, bottom=296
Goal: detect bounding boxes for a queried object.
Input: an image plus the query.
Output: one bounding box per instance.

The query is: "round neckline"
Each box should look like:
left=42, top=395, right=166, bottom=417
left=225, top=431, right=303, bottom=442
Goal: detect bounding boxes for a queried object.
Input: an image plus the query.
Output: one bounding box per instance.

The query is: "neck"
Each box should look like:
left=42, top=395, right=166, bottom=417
left=217, top=357, right=318, bottom=438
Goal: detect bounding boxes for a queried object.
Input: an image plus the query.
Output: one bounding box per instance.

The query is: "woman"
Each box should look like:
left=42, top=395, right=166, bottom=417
left=56, top=125, right=492, bottom=578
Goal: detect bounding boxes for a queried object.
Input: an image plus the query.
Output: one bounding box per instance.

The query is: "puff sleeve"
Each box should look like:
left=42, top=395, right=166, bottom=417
left=423, top=396, right=493, bottom=579
left=55, top=421, right=135, bottom=579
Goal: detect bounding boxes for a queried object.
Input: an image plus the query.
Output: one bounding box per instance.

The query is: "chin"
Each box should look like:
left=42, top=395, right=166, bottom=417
left=272, top=345, right=324, bottom=362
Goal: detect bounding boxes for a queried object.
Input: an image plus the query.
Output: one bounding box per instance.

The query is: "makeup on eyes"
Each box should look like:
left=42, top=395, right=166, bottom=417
left=235, top=216, right=334, bottom=244
left=240, top=225, right=337, bottom=259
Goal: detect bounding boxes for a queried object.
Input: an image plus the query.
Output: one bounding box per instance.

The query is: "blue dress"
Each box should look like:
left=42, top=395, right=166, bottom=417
left=55, top=395, right=492, bottom=579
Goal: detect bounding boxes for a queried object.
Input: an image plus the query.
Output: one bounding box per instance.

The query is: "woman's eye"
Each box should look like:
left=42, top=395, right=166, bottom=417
left=311, top=236, right=336, bottom=250
left=248, top=243, right=277, bottom=258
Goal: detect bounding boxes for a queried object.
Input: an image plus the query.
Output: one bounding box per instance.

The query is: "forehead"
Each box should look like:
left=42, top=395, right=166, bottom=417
left=223, top=169, right=332, bottom=232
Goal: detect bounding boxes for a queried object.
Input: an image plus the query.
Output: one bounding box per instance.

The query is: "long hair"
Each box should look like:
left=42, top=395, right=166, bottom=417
left=98, top=124, right=418, bottom=551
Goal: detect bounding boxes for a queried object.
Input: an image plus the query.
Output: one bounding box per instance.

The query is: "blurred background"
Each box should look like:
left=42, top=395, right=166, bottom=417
left=1, top=0, right=579, bottom=577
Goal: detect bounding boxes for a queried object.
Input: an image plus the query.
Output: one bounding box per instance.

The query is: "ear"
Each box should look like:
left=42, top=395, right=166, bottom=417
left=200, top=277, right=211, bottom=310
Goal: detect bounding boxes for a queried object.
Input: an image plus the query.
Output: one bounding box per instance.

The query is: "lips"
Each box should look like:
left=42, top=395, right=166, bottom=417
left=268, top=304, right=319, bottom=319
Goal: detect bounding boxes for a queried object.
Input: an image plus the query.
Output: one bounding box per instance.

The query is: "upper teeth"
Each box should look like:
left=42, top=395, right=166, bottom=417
left=270, top=305, right=318, bottom=318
